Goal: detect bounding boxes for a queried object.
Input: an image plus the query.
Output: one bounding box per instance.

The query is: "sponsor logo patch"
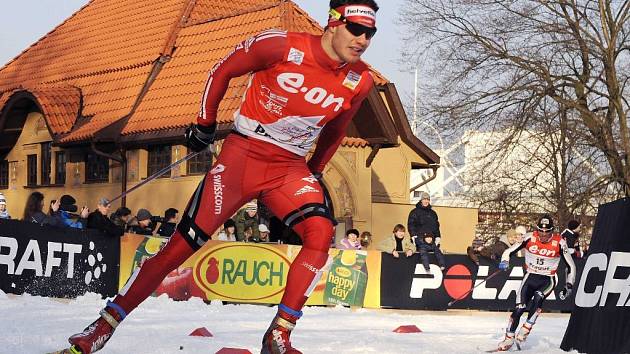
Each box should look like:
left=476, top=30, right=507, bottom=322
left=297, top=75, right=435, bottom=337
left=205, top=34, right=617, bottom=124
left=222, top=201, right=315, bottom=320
left=294, top=185, right=319, bottom=196
left=288, top=47, right=304, bottom=65
left=342, top=70, right=362, bottom=90
left=211, top=164, right=225, bottom=175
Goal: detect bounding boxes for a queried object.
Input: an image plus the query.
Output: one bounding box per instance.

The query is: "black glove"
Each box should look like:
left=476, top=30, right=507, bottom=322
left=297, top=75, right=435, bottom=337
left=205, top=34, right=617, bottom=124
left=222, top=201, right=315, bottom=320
left=559, top=283, right=573, bottom=300
left=185, top=123, right=216, bottom=152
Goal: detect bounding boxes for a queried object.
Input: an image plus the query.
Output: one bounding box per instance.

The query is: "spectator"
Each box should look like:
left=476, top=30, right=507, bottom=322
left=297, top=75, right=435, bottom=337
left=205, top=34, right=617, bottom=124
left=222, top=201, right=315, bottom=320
left=258, top=224, right=271, bottom=242
left=157, top=208, right=179, bottom=238
left=110, top=207, right=132, bottom=232
left=243, top=226, right=256, bottom=242
left=130, top=209, right=154, bottom=235
left=235, top=201, right=260, bottom=241
left=408, top=192, right=441, bottom=247
left=87, top=198, right=124, bottom=237
left=561, top=219, right=582, bottom=259
left=23, top=192, right=63, bottom=227
left=0, top=193, right=10, bottom=219
left=57, top=194, right=89, bottom=229
left=337, top=228, right=362, bottom=250
left=414, top=232, right=446, bottom=272
left=217, top=219, right=237, bottom=241
left=378, top=224, right=414, bottom=258
left=360, top=231, right=372, bottom=248
left=515, top=225, right=527, bottom=240
left=467, top=229, right=520, bottom=266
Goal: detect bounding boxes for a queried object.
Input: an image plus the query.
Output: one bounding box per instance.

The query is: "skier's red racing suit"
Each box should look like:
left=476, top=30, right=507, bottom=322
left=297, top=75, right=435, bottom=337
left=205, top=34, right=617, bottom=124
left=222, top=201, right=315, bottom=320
left=113, top=30, right=373, bottom=317
left=501, top=231, right=576, bottom=333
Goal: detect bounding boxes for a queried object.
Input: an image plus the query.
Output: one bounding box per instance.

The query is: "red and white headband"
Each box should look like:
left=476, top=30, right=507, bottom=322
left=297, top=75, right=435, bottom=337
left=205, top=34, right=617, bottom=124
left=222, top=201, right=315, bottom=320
left=328, top=5, right=377, bottom=28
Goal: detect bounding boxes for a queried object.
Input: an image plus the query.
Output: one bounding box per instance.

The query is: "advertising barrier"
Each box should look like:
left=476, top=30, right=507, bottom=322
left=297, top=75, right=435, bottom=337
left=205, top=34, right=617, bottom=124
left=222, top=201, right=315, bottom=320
left=561, top=198, right=630, bottom=354
left=119, top=236, right=382, bottom=308
left=380, top=253, right=579, bottom=312
left=0, top=219, right=119, bottom=298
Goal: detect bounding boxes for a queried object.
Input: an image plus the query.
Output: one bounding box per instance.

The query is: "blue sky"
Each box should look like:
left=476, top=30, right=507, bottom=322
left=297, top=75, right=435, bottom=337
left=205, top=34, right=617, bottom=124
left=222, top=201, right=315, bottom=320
left=0, top=0, right=414, bottom=103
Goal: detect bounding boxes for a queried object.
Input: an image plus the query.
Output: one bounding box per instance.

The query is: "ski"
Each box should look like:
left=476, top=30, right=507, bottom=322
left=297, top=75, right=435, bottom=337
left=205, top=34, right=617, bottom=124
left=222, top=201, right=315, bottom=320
left=478, top=344, right=522, bottom=352
left=46, top=345, right=82, bottom=354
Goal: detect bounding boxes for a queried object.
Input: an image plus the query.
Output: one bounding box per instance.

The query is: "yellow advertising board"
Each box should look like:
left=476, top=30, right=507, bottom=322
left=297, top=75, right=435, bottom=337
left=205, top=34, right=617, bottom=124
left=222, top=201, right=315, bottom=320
left=119, top=236, right=381, bottom=308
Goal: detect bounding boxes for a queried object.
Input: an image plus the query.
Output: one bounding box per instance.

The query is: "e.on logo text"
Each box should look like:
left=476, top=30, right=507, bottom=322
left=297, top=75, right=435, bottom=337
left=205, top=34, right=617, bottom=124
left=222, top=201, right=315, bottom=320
left=575, top=252, right=630, bottom=307
left=276, top=73, right=345, bottom=112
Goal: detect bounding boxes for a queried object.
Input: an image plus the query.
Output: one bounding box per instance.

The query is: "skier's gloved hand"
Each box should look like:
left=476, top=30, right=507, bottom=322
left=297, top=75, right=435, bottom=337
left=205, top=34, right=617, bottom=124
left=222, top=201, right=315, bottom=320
left=499, top=260, right=509, bottom=271
left=185, top=123, right=216, bottom=152
left=559, top=283, right=573, bottom=300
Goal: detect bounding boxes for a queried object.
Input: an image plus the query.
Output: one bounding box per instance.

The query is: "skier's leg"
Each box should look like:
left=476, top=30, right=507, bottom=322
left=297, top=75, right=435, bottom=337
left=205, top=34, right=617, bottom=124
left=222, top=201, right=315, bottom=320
left=69, top=137, right=256, bottom=354
left=499, top=274, right=531, bottom=350
left=517, top=275, right=556, bottom=343
left=259, top=173, right=334, bottom=353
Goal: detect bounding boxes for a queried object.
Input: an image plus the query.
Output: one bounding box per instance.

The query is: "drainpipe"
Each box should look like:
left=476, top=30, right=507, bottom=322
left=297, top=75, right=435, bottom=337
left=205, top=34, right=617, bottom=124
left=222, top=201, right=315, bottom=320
left=91, top=141, right=127, bottom=207
left=409, top=164, right=439, bottom=193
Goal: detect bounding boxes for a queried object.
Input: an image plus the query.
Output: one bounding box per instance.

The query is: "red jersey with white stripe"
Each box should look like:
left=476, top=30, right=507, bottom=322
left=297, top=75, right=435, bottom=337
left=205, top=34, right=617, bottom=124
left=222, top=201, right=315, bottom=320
left=197, top=30, right=374, bottom=173
left=501, top=231, right=576, bottom=283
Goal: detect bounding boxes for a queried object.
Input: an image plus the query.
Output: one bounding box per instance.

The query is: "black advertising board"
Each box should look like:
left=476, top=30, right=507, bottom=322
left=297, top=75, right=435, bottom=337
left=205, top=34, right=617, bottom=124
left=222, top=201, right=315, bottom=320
left=561, top=198, right=630, bottom=354
left=380, top=252, right=578, bottom=312
left=0, top=219, right=119, bottom=298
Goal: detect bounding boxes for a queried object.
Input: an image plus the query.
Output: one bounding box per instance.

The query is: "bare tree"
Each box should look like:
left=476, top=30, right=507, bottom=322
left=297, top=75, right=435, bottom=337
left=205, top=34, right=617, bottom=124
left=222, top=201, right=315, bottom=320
left=463, top=102, right=608, bottom=229
left=400, top=0, right=630, bottom=201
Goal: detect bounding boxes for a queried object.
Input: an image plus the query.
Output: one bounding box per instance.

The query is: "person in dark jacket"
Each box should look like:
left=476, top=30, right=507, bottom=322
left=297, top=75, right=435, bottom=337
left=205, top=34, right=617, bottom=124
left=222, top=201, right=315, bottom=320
left=110, top=207, right=132, bottom=232
left=467, top=229, right=520, bottom=265
left=414, top=232, right=446, bottom=272
left=23, top=191, right=64, bottom=227
left=57, top=194, right=89, bottom=229
left=87, top=198, right=124, bottom=237
left=561, top=219, right=581, bottom=259
left=408, top=192, right=441, bottom=245
left=157, top=208, right=178, bottom=238
left=130, top=209, right=155, bottom=235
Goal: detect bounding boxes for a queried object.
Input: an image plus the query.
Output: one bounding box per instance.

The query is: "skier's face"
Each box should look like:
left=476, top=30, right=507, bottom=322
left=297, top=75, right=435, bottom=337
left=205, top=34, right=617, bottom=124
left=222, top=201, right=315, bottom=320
left=421, top=198, right=430, bottom=207
left=539, top=230, right=553, bottom=243
left=330, top=23, right=372, bottom=64
left=395, top=230, right=405, bottom=239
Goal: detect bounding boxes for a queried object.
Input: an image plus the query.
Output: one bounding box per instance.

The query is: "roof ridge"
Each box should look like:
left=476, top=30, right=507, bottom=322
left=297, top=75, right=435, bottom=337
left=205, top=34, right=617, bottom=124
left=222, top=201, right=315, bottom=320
left=36, top=60, right=155, bottom=86
left=0, top=0, right=95, bottom=72
left=185, top=2, right=282, bottom=27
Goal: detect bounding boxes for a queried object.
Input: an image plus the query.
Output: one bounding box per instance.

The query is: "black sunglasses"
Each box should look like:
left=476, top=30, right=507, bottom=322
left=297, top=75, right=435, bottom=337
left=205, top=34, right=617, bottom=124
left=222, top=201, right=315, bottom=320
left=344, top=20, right=377, bottom=40
left=329, top=8, right=377, bottom=39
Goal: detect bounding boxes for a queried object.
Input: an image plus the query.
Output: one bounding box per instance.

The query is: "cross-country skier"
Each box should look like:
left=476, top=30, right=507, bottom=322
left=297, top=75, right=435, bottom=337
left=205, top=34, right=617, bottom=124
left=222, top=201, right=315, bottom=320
left=62, top=1, right=379, bottom=353
left=496, top=214, right=576, bottom=351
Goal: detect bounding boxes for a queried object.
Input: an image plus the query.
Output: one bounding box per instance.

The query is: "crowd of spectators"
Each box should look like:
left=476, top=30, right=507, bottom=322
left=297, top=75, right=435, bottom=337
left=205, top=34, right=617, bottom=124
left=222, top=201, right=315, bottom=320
left=14, top=191, right=180, bottom=239
left=4, top=191, right=593, bottom=264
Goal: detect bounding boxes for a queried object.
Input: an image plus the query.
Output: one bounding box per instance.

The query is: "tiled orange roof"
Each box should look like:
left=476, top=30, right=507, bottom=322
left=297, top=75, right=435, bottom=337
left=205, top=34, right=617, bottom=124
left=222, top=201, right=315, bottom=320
left=187, top=0, right=281, bottom=25
left=0, top=0, right=188, bottom=140
left=0, top=0, right=390, bottom=144
left=122, top=2, right=388, bottom=137
left=0, top=91, right=12, bottom=115
left=31, top=86, right=82, bottom=134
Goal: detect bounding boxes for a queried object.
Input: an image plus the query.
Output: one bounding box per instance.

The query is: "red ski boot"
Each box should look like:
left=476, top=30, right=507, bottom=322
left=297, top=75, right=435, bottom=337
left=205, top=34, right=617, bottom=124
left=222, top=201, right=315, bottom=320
left=68, top=302, right=125, bottom=354
left=261, top=311, right=302, bottom=354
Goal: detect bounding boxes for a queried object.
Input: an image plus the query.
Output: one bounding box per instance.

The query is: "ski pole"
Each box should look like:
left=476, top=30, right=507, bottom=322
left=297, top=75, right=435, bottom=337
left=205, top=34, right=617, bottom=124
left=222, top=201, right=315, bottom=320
left=447, top=268, right=504, bottom=307
left=109, top=145, right=216, bottom=203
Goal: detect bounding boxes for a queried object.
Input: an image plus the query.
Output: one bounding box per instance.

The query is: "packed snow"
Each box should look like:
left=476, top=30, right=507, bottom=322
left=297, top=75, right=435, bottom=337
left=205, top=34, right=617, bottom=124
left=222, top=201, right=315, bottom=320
left=0, top=291, right=574, bottom=353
